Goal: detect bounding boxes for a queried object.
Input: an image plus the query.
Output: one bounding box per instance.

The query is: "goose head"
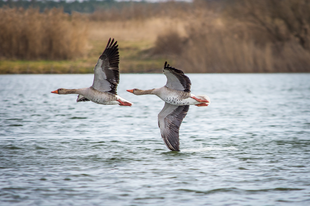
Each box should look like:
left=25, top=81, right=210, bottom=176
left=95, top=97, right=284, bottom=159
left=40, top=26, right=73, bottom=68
left=51, top=88, right=76, bottom=94
left=126, top=89, right=155, bottom=95
left=126, top=89, right=137, bottom=94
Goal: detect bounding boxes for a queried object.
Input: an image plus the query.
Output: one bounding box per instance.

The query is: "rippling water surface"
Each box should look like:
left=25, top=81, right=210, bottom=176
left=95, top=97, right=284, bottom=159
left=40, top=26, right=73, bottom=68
left=1, top=74, right=310, bottom=205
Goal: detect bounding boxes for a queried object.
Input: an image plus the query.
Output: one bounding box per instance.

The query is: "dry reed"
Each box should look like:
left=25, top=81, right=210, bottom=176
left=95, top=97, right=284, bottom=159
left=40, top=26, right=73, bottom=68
left=153, top=0, right=310, bottom=73
left=0, top=7, right=88, bottom=60
left=1, top=0, right=310, bottom=73
left=89, top=1, right=192, bottom=22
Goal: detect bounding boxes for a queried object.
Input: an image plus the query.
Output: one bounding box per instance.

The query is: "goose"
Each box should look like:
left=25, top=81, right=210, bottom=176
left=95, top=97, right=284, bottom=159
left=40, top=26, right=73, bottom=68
left=51, top=38, right=132, bottom=106
left=127, top=62, right=210, bottom=151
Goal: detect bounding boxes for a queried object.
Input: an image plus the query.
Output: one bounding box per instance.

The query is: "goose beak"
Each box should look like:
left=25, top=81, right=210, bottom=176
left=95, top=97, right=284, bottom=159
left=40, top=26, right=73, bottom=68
left=126, top=89, right=134, bottom=93
left=51, top=90, right=58, bottom=94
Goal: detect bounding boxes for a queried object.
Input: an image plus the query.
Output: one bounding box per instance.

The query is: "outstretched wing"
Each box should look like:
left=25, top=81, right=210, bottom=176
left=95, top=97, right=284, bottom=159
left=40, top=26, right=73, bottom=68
left=163, top=61, right=191, bottom=92
left=158, top=102, right=189, bottom=151
left=92, top=38, right=120, bottom=94
left=76, top=95, right=90, bottom=102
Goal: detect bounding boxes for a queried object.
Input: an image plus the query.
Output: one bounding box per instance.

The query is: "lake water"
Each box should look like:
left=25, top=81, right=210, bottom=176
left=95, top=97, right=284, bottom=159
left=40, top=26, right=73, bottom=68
left=1, top=73, right=310, bottom=205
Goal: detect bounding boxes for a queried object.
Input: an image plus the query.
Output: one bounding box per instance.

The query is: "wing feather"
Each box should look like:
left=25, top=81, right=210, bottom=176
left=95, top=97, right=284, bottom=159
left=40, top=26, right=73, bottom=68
left=163, top=61, right=191, bottom=92
left=92, top=38, right=120, bottom=94
left=76, top=95, right=90, bottom=102
left=158, top=103, right=189, bottom=151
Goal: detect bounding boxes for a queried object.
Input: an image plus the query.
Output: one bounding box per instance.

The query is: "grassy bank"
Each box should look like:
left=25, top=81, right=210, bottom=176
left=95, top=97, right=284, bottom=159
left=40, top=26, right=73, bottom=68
left=1, top=0, right=310, bottom=74
left=0, top=6, right=184, bottom=74
left=0, top=40, right=165, bottom=74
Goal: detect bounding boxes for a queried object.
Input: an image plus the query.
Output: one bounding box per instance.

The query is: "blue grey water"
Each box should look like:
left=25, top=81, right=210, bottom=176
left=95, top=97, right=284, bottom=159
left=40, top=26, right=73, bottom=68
left=0, top=73, right=310, bottom=206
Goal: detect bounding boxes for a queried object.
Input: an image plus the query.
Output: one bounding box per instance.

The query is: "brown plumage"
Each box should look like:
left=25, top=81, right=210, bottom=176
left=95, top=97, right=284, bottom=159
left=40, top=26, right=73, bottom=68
left=51, top=38, right=132, bottom=106
left=127, top=61, right=210, bottom=151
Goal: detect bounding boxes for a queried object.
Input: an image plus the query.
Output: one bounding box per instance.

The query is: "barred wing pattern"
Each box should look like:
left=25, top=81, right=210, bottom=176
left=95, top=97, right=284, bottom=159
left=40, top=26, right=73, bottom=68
left=163, top=61, right=191, bottom=92
left=92, top=38, right=120, bottom=94
left=158, top=103, right=189, bottom=151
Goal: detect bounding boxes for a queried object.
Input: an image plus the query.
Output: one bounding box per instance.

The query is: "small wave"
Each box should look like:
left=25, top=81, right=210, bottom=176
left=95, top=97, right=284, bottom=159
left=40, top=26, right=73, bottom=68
left=182, top=146, right=238, bottom=152
left=70, top=117, right=87, bottom=119
left=3, top=145, right=23, bottom=150
left=176, top=187, right=303, bottom=195
left=176, top=187, right=239, bottom=195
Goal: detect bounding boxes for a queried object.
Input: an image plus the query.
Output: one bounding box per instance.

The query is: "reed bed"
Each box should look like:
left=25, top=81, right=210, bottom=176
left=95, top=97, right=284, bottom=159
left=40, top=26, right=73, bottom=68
left=1, top=0, right=310, bottom=73
left=0, top=7, right=88, bottom=61
left=89, top=1, right=192, bottom=22
left=153, top=0, right=310, bottom=73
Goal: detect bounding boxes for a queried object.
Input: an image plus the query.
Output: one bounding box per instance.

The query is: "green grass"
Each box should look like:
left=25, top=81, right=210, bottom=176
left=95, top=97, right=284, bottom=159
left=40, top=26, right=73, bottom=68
left=0, top=40, right=167, bottom=74
left=0, top=60, right=93, bottom=74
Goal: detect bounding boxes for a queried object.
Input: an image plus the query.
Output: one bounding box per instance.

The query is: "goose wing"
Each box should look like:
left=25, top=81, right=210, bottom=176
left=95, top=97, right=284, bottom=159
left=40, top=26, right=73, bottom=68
left=92, top=38, right=119, bottom=94
left=158, top=102, right=189, bottom=151
left=163, top=61, right=191, bottom=92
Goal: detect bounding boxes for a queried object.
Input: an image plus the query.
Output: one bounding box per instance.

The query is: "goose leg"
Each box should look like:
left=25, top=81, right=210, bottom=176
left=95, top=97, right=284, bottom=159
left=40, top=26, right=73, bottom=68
left=117, top=99, right=132, bottom=106
left=195, top=103, right=209, bottom=107
left=191, top=96, right=209, bottom=103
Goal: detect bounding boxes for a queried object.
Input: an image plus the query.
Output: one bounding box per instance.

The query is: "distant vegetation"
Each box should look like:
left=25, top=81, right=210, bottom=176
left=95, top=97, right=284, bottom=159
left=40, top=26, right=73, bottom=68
left=0, top=7, right=88, bottom=60
left=0, top=0, right=309, bottom=73
left=160, top=0, right=310, bottom=73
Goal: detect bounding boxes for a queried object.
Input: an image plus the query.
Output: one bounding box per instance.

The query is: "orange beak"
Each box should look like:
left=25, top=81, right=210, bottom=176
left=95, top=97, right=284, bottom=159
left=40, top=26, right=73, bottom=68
left=126, top=89, right=134, bottom=93
left=51, top=90, right=58, bottom=94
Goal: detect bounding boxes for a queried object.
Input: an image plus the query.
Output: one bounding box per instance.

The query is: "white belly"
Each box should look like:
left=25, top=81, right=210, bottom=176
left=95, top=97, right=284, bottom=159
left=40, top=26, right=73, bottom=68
left=91, top=98, right=119, bottom=105
left=159, top=96, right=197, bottom=105
left=154, top=87, right=209, bottom=106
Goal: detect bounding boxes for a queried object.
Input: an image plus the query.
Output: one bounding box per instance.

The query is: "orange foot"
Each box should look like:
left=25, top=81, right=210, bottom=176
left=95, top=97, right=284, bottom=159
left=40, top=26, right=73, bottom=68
left=195, top=103, right=209, bottom=107
left=117, top=99, right=132, bottom=106
left=191, top=96, right=209, bottom=103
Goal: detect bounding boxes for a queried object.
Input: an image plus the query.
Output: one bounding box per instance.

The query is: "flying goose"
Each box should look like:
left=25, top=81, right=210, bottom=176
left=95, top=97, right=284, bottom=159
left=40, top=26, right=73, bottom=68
left=51, top=38, right=132, bottom=106
left=127, top=62, right=210, bottom=151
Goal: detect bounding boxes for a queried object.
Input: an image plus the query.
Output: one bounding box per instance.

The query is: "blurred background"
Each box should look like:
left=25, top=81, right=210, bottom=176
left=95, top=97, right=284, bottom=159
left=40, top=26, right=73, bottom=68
left=0, top=0, right=310, bottom=74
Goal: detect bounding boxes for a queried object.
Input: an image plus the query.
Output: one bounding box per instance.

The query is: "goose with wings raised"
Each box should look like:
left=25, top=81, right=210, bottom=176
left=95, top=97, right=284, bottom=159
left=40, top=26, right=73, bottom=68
left=51, top=38, right=132, bottom=106
left=127, top=62, right=210, bottom=151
